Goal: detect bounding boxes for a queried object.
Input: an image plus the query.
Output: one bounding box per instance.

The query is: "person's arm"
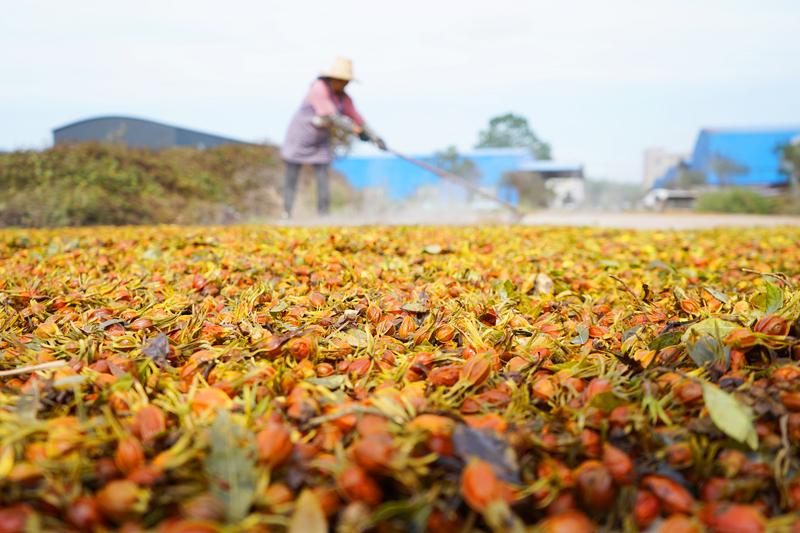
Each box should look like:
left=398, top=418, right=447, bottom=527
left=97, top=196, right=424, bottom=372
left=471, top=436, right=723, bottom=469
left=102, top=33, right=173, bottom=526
left=307, top=81, right=359, bottom=132
left=343, top=94, right=387, bottom=150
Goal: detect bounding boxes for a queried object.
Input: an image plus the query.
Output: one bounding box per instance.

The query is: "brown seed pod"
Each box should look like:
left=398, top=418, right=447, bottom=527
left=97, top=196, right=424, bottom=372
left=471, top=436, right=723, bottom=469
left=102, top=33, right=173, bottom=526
left=256, top=422, right=293, bottom=468
left=128, top=318, right=153, bottom=331
left=0, top=504, right=32, bottom=533
left=114, top=436, right=145, bottom=475
left=574, top=460, right=616, bottom=511
left=285, top=335, right=317, bottom=361
left=337, top=465, right=383, bottom=506
left=460, top=459, right=505, bottom=512
left=190, top=388, right=232, bottom=415
left=133, top=405, right=166, bottom=444
left=434, top=324, right=457, bottom=343
left=460, top=357, right=491, bottom=387
left=602, top=444, right=634, bottom=485
left=781, top=391, right=800, bottom=412
left=352, top=436, right=394, bottom=474
left=657, top=514, right=701, bottom=533
left=428, top=365, right=461, bottom=387
left=538, top=510, right=597, bottom=533
left=96, top=480, right=146, bottom=522
left=397, top=315, right=417, bottom=339
left=66, top=496, right=103, bottom=530
left=699, top=502, right=766, bottom=533
left=634, top=490, right=660, bottom=529
left=642, top=475, right=695, bottom=514
left=724, top=328, right=758, bottom=349
left=754, top=314, right=790, bottom=336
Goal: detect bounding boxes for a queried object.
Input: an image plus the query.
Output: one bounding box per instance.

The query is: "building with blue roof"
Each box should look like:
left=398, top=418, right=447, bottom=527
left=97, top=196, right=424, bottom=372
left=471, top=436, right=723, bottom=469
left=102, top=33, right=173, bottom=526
left=332, top=148, right=584, bottom=206
left=653, top=127, right=800, bottom=189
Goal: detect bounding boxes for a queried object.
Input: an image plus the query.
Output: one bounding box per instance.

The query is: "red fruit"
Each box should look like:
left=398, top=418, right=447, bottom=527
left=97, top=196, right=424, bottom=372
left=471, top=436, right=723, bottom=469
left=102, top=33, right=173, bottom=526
left=114, top=436, right=145, bottom=474
left=67, top=496, right=102, bottom=529
left=461, top=459, right=505, bottom=512
left=754, top=315, right=790, bottom=336
left=580, top=429, right=601, bottom=458
left=133, top=405, right=167, bottom=444
left=699, top=502, right=766, bottom=533
left=538, top=510, right=597, bottom=533
left=574, top=460, right=616, bottom=511
left=634, top=490, right=660, bottom=529
left=602, top=444, right=634, bottom=485
left=256, top=422, right=293, bottom=468
left=642, top=475, right=695, bottom=514
left=337, top=465, right=382, bottom=506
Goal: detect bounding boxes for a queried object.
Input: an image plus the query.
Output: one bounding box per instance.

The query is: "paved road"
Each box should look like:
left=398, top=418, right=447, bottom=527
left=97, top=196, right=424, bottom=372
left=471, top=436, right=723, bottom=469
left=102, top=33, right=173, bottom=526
left=519, top=211, right=800, bottom=229
left=276, top=210, right=800, bottom=229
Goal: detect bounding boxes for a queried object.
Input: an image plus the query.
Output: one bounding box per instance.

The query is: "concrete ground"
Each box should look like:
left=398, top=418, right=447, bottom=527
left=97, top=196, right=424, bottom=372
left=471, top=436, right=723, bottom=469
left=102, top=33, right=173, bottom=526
left=519, top=211, right=800, bottom=229
left=274, top=209, right=800, bottom=229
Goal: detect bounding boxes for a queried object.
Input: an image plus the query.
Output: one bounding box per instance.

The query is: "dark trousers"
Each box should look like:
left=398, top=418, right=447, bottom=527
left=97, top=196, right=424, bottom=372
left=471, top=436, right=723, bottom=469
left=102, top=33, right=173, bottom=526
left=284, top=162, right=330, bottom=215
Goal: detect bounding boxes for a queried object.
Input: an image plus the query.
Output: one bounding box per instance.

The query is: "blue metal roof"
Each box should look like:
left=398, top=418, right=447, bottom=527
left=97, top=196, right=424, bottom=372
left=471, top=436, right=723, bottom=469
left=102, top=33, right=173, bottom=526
left=332, top=148, right=535, bottom=201
left=653, top=127, right=800, bottom=188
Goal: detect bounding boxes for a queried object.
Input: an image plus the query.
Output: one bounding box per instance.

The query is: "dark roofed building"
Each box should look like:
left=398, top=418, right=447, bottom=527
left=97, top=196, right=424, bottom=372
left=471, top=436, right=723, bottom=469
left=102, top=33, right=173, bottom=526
left=53, top=116, right=247, bottom=149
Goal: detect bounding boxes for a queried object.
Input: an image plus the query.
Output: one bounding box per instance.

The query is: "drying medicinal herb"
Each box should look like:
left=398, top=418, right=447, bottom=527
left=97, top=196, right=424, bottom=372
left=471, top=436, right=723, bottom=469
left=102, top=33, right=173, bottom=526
left=0, top=225, right=799, bottom=532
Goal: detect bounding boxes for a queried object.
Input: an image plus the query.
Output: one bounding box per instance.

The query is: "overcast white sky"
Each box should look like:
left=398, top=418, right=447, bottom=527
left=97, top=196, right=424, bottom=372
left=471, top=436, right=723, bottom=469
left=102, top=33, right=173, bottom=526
left=2, top=0, right=799, bottom=182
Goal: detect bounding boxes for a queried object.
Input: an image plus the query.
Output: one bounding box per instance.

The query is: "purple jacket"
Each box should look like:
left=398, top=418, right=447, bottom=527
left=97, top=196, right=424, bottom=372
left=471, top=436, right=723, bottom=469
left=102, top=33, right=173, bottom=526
left=281, top=79, right=364, bottom=165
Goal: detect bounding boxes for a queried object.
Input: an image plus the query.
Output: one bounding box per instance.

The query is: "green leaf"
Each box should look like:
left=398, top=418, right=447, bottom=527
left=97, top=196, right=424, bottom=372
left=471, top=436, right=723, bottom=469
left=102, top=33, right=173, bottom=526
left=401, top=302, right=428, bottom=313
left=648, top=330, right=682, bottom=351
left=701, top=382, right=758, bottom=450
left=764, top=281, right=784, bottom=314
left=681, top=318, right=736, bottom=367
left=570, top=324, right=589, bottom=345
left=269, top=301, right=289, bottom=314
left=289, top=490, right=328, bottom=533
left=703, top=286, right=730, bottom=304
left=340, top=328, right=370, bottom=348
left=205, top=410, right=257, bottom=523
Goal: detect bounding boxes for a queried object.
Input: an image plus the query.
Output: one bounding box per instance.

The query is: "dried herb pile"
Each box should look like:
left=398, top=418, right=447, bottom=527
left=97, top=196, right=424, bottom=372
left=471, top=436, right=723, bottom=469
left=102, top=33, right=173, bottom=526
left=0, top=225, right=799, bottom=532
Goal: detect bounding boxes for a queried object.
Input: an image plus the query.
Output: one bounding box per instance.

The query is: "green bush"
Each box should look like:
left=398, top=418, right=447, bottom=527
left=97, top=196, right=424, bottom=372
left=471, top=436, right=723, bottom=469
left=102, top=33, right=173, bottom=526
left=694, top=188, right=777, bottom=215
left=0, top=143, right=356, bottom=227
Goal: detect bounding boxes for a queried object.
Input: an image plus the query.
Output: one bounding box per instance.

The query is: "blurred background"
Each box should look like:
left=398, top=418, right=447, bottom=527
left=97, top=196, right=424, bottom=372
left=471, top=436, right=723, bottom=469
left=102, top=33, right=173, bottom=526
left=2, top=0, right=799, bottom=225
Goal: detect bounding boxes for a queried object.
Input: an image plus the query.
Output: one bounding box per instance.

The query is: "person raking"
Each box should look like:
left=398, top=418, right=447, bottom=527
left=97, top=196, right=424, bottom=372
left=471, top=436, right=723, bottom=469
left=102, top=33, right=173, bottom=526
left=280, top=57, right=386, bottom=218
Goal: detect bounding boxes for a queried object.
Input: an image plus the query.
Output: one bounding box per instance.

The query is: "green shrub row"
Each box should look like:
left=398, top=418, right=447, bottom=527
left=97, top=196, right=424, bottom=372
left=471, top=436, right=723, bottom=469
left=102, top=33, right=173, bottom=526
left=0, top=143, right=355, bottom=227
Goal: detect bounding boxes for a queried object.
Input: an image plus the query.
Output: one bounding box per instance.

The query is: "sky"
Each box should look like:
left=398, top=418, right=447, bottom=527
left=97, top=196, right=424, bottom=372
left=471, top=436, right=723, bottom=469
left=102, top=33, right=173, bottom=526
left=2, top=0, right=799, bottom=183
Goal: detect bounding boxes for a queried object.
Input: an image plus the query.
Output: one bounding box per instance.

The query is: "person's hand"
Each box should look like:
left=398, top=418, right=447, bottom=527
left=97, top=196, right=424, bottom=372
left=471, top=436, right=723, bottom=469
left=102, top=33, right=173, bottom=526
left=375, top=138, right=388, bottom=151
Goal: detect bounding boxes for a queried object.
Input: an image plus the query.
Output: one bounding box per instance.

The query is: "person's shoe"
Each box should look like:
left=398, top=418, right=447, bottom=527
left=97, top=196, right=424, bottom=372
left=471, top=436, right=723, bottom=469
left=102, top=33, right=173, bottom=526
left=280, top=209, right=291, bottom=220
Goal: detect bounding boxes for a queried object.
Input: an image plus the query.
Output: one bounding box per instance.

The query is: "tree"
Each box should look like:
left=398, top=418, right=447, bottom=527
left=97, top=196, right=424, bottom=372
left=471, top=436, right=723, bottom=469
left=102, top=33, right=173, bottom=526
left=433, top=145, right=482, bottom=201
left=433, top=146, right=481, bottom=182
left=780, top=138, right=800, bottom=198
left=500, top=171, right=553, bottom=208
left=710, top=155, right=748, bottom=188
left=673, top=164, right=707, bottom=189
left=475, top=113, right=552, bottom=160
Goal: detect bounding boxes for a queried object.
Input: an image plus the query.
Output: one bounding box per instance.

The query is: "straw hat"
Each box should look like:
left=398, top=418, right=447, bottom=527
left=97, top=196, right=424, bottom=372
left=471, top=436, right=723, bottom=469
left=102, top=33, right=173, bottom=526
left=320, top=57, right=355, bottom=81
